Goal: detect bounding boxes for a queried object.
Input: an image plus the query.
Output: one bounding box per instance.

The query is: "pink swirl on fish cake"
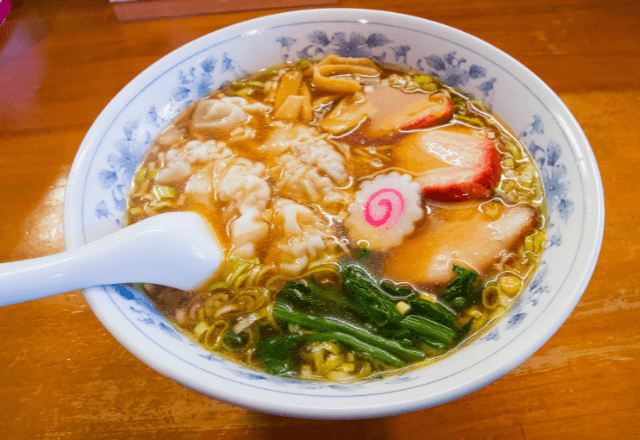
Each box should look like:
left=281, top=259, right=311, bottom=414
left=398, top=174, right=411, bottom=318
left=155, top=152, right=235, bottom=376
left=364, top=188, right=406, bottom=228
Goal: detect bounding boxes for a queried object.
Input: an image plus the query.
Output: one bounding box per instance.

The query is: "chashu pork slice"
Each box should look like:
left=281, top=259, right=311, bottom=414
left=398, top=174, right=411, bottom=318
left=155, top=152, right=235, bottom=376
left=392, top=125, right=501, bottom=202
left=383, top=202, right=539, bottom=286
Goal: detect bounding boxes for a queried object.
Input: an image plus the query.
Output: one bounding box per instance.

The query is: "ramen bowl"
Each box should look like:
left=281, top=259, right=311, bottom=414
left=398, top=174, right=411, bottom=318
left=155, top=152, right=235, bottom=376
left=63, top=8, right=604, bottom=419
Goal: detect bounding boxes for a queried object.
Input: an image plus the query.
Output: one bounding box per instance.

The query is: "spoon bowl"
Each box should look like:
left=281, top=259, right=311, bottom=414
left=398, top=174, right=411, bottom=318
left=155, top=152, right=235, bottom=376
left=0, top=212, right=223, bottom=307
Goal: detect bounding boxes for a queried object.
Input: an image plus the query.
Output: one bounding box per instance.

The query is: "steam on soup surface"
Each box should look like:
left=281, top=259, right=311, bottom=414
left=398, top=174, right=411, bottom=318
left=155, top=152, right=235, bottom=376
left=126, top=55, right=546, bottom=381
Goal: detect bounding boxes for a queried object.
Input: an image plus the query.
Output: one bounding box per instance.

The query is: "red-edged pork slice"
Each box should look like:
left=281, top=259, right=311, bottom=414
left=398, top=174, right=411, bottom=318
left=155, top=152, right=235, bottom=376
left=392, top=125, right=501, bottom=202
left=383, top=202, right=538, bottom=285
left=363, top=87, right=452, bottom=137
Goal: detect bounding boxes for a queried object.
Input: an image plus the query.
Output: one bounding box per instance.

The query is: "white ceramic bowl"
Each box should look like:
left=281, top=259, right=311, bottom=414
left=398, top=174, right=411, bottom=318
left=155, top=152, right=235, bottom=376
left=63, top=9, right=604, bottom=419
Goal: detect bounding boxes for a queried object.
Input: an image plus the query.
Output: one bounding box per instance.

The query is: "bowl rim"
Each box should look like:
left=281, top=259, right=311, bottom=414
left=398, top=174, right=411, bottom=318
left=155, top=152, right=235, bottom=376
left=63, top=8, right=605, bottom=419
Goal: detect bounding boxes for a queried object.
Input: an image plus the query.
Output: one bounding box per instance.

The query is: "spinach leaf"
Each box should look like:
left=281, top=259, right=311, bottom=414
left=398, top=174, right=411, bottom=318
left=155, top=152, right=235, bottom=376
left=380, top=281, right=415, bottom=301
left=458, top=317, right=474, bottom=342
left=441, top=264, right=483, bottom=310
left=276, top=281, right=316, bottom=309
left=342, top=264, right=402, bottom=327
left=255, top=334, right=305, bottom=376
left=405, top=296, right=457, bottom=328
left=224, top=329, right=249, bottom=348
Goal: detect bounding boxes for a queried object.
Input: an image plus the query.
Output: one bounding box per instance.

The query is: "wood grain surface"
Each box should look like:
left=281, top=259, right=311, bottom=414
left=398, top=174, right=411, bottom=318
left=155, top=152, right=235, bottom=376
left=1, top=0, right=639, bottom=438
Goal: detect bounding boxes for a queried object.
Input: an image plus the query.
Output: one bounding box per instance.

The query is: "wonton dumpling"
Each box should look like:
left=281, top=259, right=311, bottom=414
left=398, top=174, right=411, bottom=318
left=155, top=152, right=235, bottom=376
left=191, top=99, right=248, bottom=134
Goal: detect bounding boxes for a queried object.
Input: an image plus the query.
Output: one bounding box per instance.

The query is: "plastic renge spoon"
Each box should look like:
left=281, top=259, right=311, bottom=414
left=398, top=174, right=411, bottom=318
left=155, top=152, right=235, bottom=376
left=0, top=212, right=223, bottom=307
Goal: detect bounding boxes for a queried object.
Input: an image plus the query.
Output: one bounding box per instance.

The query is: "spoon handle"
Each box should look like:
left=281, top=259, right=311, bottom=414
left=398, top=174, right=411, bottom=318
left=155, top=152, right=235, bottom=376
left=0, top=213, right=222, bottom=307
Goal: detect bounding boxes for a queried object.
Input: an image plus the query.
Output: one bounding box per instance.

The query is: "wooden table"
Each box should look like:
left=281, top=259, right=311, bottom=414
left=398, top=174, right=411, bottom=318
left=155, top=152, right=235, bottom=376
left=1, top=0, right=638, bottom=438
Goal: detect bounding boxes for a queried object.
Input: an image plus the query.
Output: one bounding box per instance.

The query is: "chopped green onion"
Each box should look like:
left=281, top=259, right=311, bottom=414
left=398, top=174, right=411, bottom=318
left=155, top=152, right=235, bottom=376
left=525, top=232, right=545, bottom=254
left=455, top=114, right=485, bottom=127
left=254, top=67, right=279, bottom=81
left=229, top=80, right=246, bottom=90
left=388, top=75, right=405, bottom=87
left=413, top=75, right=434, bottom=84
left=505, top=140, right=523, bottom=159
left=151, top=201, right=176, bottom=211
left=244, top=80, right=266, bottom=89
left=153, top=185, right=176, bottom=200
left=134, top=167, right=147, bottom=182
left=419, top=82, right=438, bottom=92
left=235, top=87, right=255, bottom=96
left=193, top=322, right=209, bottom=339
left=296, top=59, right=312, bottom=70
left=470, top=99, right=489, bottom=112
left=404, top=82, right=419, bottom=92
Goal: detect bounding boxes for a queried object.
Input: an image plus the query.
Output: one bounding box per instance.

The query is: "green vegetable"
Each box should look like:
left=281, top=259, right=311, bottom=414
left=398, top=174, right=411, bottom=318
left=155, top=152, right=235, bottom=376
left=276, top=279, right=359, bottom=318
left=306, top=332, right=404, bottom=367
left=277, top=281, right=317, bottom=309
left=296, top=59, right=312, bottom=70
left=307, top=278, right=359, bottom=312
left=224, top=329, right=249, bottom=349
left=419, top=82, right=438, bottom=92
left=405, top=296, right=457, bottom=328
left=342, top=265, right=403, bottom=327
left=455, top=114, right=485, bottom=127
left=150, top=200, right=176, bottom=211
left=134, top=167, right=147, bottom=182
left=413, top=75, right=434, bottom=84
left=354, top=246, right=370, bottom=261
left=235, top=87, right=255, bottom=97
left=398, top=315, right=456, bottom=348
left=254, top=67, right=279, bottom=81
left=152, top=185, right=176, bottom=200
left=458, top=318, right=474, bottom=342
left=441, top=264, right=482, bottom=310
left=273, top=304, right=425, bottom=362
left=255, top=334, right=304, bottom=376
left=379, top=281, right=414, bottom=301
left=413, top=75, right=438, bottom=91
left=229, top=80, right=246, bottom=90
left=261, top=262, right=482, bottom=378
left=256, top=331, right=405, bottom=376
left=244, top=80, right=266, bottom=88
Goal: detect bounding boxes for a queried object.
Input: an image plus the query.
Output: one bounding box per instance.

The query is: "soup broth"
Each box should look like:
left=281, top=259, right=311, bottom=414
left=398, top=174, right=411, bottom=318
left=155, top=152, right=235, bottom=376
left=126, top=56, right=546, bottom=381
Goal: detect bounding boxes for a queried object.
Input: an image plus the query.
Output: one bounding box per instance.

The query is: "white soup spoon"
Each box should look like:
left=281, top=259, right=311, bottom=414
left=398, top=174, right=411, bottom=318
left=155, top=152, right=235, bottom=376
left=0, top=212, right=223, bottom=307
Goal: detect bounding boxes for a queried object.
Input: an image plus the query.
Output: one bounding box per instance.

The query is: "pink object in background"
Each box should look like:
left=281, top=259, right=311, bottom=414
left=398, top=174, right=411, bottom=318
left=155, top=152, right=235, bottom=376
left=0, top=0, right=11, bottom=25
